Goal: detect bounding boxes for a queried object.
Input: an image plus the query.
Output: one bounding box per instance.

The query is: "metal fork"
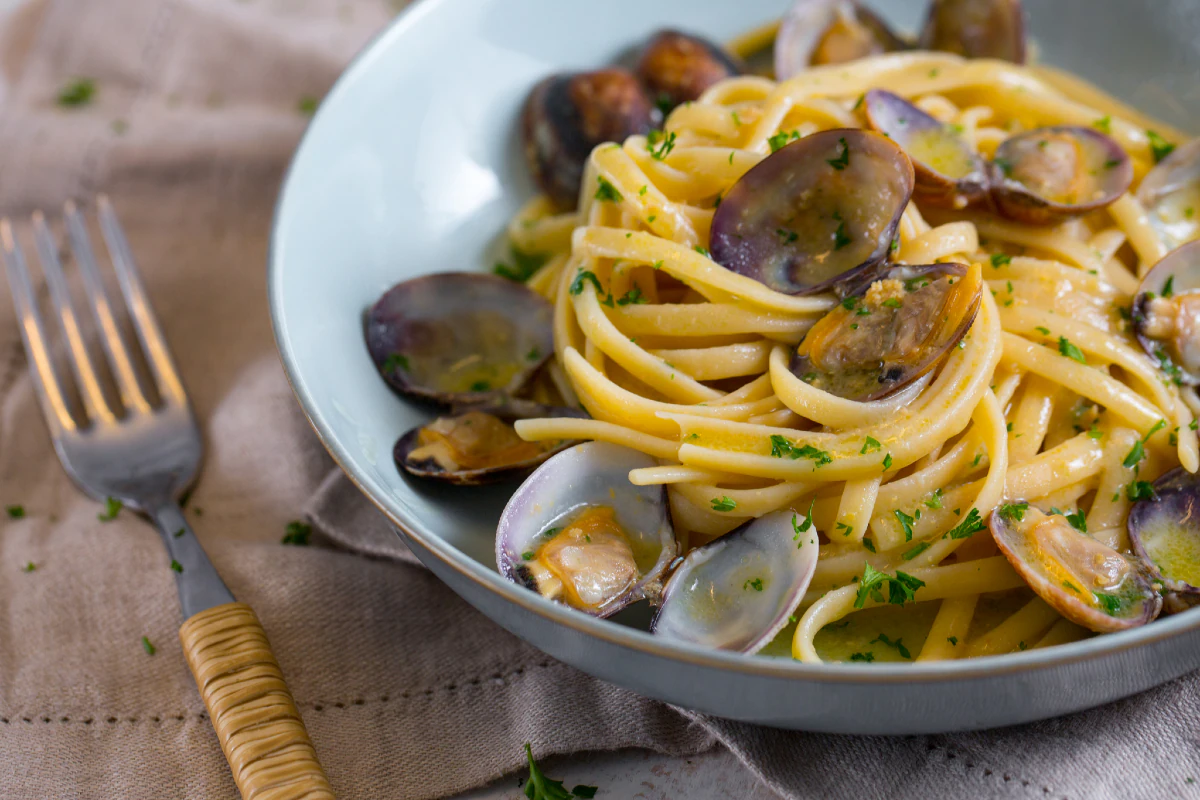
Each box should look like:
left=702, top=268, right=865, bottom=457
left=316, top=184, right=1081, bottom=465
left=1, top=197, right=334, bottom=800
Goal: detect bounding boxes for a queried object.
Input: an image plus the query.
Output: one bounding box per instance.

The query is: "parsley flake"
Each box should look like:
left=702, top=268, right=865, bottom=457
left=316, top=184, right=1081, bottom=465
left=1058, top=336, right=1087, bottom=364
left=711, top=496, right=737, bottom=512
left=990, top=253, right=1012, bottom=268
left=97, top=497, right=123, bottom=522
left=861, top=436, right=882, bottom=454
left=647, top=129, right=677, bottom=161
left=142, top=636, right=156, bottom=656
left=744, top=577, right=764, bottom=592
left=826, top=137, right=851, bottom=170
left=58, top=78, right=96, bottom=107
left=383, top=353, right=410, bottom=373
left=903, top=541, right=931, bottom=561
left=282, top=520, right=312, bottom=546
left=871, top=633, right=912, bottom=659
left=569, top=270, right=604, bottom=296
left=6, top=505, right=25, bottom=519
left=998, top=502, right=1029, bottom=523
left=850, top=651, right=876, bottom=662
left=169, top=559, right=183, bottom=573
left=594, top=176, right=623, bottom=203
left=945, top=508, right=985, bottom=540
left=893, top=509, right=917, bottom=542
left=1147, top=130, right=1176, bottom=164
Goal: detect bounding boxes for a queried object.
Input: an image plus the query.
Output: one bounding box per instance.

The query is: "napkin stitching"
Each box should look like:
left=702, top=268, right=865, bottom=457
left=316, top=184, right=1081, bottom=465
left=1, top=712, right=208, bottom=725
left=931, top=742, right=1064, bottom=799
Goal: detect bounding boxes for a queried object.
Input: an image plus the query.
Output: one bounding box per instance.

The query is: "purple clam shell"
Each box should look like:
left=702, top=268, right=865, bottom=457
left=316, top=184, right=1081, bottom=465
left=651, top=510, right=819, bottom=654
left=990, top=126, right=1133, bottom=225
left=521, top=69, right=656, bottom=208
left=775, top=0, right=908, bottom=78
left=864, top=89, right=991, bottom=210
left=496, top=441, right=677, bottom=618
left=789, top=262, right=979, bottom=401
left=636, top=29, right=743, bottom=111
left=990, top=506, right=1161, bottom=633
left=1128, top=467, right=1200, bottom=612
left=709, top=128, right=914, bottom=296
left=394, top=401, right=588, bottom=486
left=919, top=0, right=1026, bottom=63
left=1132, top=240, right=1200, bottom=385
left=366, top=272, right=554, bottom=405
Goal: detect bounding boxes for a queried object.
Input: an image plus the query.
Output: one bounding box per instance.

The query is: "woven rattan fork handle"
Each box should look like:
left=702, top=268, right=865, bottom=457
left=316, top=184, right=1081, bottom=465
left=180, top=602, right=334, bottom=799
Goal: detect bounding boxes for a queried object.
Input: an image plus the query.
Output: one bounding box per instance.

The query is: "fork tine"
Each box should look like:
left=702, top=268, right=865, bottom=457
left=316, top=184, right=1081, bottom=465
left=96, top=196, right=186, bottom=406
left=0, top=219, right=78, bottom=435
left=31, top=212, right=117, bottom=425
left=63, top=200, right=153, bottom=414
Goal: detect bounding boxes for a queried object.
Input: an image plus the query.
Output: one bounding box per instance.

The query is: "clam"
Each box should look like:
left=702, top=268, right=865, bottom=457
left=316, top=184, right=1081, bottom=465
left=496, top=442, right=677, bottom=617
left=1136, top=138, right=1200, bottom=251
left=394, top=400, right=587, bottom=485
left=365, top=272, right=553, bottom=404
left=991, top=505, right=1161, bottom=633
left=918, top=0, right=1026, bottom=63
left=1132, top=240, right=1200, bottom=386
left=522, top=68, right=657, bottom=208
left=636, top=30, right=742, bottom=113
left=651, top=510, right=819, bottom=654
left=709, top=128, right=915, bottom=296
left=864, top=89, right=990, bottom=210
left=789, top=263, right=982, bottom=401
left=775, top=0, right=907, bottom=78
left=1128, top=468, right=1200, bottom=613
left=990, top=126, right=1133, bottom=225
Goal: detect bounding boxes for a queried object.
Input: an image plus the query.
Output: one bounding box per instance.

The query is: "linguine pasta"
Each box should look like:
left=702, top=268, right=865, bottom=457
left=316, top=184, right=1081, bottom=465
left=508, top=51, right=1197, bottom=663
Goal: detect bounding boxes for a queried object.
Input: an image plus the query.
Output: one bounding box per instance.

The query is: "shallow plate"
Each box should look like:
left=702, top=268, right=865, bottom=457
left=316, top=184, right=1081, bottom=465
left=270, top=0, right=1200, bottom=732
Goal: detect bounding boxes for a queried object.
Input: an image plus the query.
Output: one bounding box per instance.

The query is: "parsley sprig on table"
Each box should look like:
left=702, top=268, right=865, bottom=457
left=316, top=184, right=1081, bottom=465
left=523, top=743, right=598, bottom=799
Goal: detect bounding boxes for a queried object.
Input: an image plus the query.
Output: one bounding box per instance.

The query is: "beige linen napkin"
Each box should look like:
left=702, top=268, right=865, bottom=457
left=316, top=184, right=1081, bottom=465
left=2, top=1, right=1200, bottom=799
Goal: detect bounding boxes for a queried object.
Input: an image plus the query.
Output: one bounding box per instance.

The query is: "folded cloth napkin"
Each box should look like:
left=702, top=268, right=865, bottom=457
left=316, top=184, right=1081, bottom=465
left=1, top=1, right=1199, bottom=799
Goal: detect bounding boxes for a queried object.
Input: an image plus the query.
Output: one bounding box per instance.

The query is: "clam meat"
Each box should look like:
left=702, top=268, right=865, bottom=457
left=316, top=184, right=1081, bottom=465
left=775, top=0, right=908, bottom=78
left=1132, top=240, right=1200, bottom=386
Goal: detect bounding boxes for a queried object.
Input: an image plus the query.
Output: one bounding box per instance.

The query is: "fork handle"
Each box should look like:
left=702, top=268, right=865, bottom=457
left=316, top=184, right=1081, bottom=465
left=180, top=602, right=335, bottom=799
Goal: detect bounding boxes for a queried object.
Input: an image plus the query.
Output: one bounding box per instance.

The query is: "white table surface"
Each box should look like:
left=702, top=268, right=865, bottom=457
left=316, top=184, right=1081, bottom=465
left=454, top=747, right=779, bottom=800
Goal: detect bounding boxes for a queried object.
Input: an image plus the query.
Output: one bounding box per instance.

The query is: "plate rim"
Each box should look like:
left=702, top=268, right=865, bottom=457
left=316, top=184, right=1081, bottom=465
left=267, top=0, right=1200, bottom=687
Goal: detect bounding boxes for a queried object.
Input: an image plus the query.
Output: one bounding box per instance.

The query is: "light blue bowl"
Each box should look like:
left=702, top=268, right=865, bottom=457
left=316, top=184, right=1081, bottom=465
left=270, top=0, right=1200, bottom=732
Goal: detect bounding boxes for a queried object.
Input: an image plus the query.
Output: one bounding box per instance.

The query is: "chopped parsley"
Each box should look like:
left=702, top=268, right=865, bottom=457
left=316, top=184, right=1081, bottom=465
left=826, top=137, right=851, bottom=170
left=527, top=347, right=541, bottom=362
left=711, top=496, right=737, bottom=512
left=142, top=636, right=156, bottom=656
left=744, top=577, right=764, bottom=592
left=1126, top=480, right=1156, bottom=501
left=767, top=130, right=801, bottom=152
left=174, top=528, right=185, bottom=538
left=1057, top=336, right=1087, bottom=364
left=776, top=228, right=799, bottom=244
left=947, top=636, right=958, bottom=646
left=647, top=129, right=677, bottom=161
left=1163, top=275, right=1176, bottom=298
left=835, top=521, right=854, bottom=537
left=282, top=520, right=312, bottom=546
left=871, top=633, right=911, bottom=659
left=694, top=245, right=710, bottom=257
left=1092, top=115, right=1112, bottom=134
left=522, top=743, right=596, bottom=800
left=945, top=508, right=985, bottom=540
left=768, top=435, right=832, bottom=466
left=1094, top=592, right=1123, bottom=615
left=616, top=287, right=646, bottom=306
left=97, top=497, right=123, bottom=522
left=849, top=651, right=876, bottom=662
left=493, top=246, right=547, bottom=282
left=854, top=564, right=925, bottom=608
left=169, top=559, right=183, bottom=573
left=1065, top=510, right=1088, bottom=532
left=22, top=561, right=36, bottom=573
left=1147, top=130, right=1176, bottom=164
left=893, top=509, right=917, bottom=542
left=383, top=353, right=410, bottom=373
left=882, top=297, right=902, bottom=309
left=6, top=505, right=24, bottom=519
left=1062, top=580, right=1081, bottom=593
left=832, top=216, right=851, bottom=251
left=58, top=78, right=96, bottom=107
left=924, top=489, right=943, bottom=510
left=470, top=380, right=491, bottom=392
left=594, top=176, right=622, bottom=203
left=569, top=270, right=604, bottom=296
left=852, top=94, right=865, bottom=111
left=862, top=537, right=877, bottom=553
left=297, top=96, right=319, bottom=116
left=990, top=253, right=1012, bottom=268
left=903, top=541, right=931, bottom=561
left=1034, top=326, right=1051, bottom=335
left=998, top=502, right=1029, bottom=523
left=1123, top=420, right=1167, bottom=467
left=882, top=453, right=893, bottom=471
left=861, top=436, right=882, bottom=454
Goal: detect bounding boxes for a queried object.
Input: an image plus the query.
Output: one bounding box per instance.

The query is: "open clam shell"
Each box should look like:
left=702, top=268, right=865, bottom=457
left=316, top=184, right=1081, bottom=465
left=651, top=510, right=819, bottom=654
left=864, top=89, right=990, bottom=210
left=775, top=0, right=907, bottom=78
left=789, top=262, right=982, bottom=401
left=522, top=69, right=657, bottom=208
left=366, top=272, right=554, bottom=405
left=394, top=400, right=587, bottom=486
left=1136, top=138, right=1200, bottom=251
left=990, top=505, right=1161, bottom=633
left=496, top=442, right=677, bottom=618
left=1132, top=240, right=1200, bottom=386
left=990, top=126, right=1133, bottom=225
left=636, top=30, right=742, bottom=112
left=918, top=0, right=1027, bottom=63
left=709, top=129, right=914, bottom=296
left=1128, top=468, right=1200, bottom=613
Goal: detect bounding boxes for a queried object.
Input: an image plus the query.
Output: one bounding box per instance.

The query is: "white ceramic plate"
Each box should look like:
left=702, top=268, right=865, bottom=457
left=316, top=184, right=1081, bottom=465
left=270, top=0, right=1200, bottom=732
